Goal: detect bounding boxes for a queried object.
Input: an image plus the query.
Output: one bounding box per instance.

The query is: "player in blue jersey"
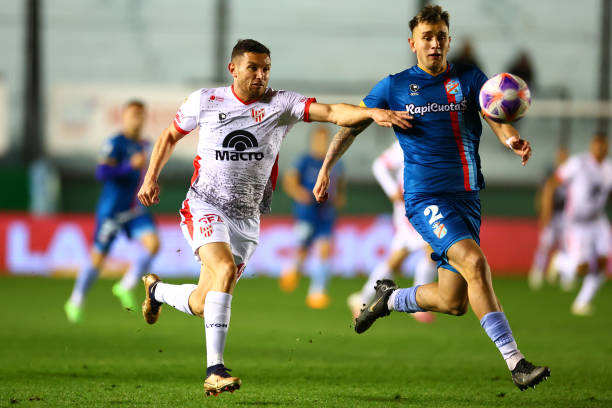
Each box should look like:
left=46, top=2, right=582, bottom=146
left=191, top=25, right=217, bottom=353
left=65, top=100, right=160, bottom=323
left=279, top=126, right=345, bottom=308
left=313, top=5, right=550, bottom=391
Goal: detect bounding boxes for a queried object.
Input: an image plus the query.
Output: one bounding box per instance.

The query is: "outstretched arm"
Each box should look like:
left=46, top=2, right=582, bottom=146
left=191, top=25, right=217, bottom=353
left=308, top=102, right=412, bottom=129
left=138, top=124, right=188, bottom=206
left=313, top=122, right=370, bottom=202
left=485, top=116, right=532, bottom=166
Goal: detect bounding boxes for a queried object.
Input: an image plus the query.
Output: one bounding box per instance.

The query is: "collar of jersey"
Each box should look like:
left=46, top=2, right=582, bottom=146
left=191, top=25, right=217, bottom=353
left=231, top=84, right=265, bottom=105
left=415, top=63, right=451, bottom=77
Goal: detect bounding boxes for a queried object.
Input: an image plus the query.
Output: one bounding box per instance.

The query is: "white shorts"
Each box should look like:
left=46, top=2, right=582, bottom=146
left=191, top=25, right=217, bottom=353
left=179, top=197, right=259, bottom=272
left=564, top=216, right=610, bottom=265
left=391, top=201, right=426, bottom=252
left=537, top=213, right=565, bottom=251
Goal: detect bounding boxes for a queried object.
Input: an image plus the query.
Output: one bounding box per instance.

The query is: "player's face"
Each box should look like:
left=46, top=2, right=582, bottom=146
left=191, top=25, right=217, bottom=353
left=229, top=52, right=271, bottom=101
left=310, top=128, right=330, bottom=159
left=590, top=137, right=608, bottom=162
left=122, top=105, right=146, bottom=138
left=409, top=21, right=451, bottom=75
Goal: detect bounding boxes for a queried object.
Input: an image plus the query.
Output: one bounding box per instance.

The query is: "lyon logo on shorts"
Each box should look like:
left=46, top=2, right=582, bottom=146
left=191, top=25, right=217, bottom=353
left=432, top=221, right=447, bottom=239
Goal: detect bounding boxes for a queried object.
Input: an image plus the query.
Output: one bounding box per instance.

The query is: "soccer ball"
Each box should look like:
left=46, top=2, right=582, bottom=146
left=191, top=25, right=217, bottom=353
left=479, top=73, right=531, bottom=123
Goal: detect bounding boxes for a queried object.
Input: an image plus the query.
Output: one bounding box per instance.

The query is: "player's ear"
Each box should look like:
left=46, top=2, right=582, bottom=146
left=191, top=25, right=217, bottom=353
left=228, top=62, right=236, bottom=77
left=408, top=38, right=416, bottom=53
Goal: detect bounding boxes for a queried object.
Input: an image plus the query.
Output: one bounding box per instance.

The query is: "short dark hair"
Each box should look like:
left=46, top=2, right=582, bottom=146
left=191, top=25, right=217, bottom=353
left=593, top=132, right=608, bottom=142
left=409, top=5, right=450, bottom=33
left=124, top=99, right=145, bottom=110
left=231, top=39, right=270, bottom=60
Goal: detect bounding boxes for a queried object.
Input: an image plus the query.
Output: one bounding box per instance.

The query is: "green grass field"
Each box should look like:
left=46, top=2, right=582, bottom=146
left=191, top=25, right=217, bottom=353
left=1, top=275, right=611, bottom=408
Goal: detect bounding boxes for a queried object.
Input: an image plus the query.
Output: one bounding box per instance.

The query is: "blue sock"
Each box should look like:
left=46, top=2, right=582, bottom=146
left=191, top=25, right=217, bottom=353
left=480, top=311, right=523, bottom=370
left=308, top=259, right=330, bottom=294
left=393, top=286, right=425, bottom=313
left=70, top=265, right=99, bottom=306
left=120, top=252, right=156, bottom=290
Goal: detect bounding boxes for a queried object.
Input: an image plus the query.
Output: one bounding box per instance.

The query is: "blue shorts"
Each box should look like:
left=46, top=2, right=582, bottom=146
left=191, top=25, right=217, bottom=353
left=294, top=217, right=335, bottom=248
left=405, top=191, right=481, bottom=274
left=93, top=211, right=156, bottom=253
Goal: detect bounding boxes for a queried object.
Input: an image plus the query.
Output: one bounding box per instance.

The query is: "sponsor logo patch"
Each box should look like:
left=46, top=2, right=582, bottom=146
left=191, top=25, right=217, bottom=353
left=215, top=130, right=263, bottom=161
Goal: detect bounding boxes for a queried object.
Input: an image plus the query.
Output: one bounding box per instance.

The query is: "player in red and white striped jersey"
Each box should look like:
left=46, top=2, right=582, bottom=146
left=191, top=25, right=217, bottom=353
left=136, top=39, right=412, bottom=396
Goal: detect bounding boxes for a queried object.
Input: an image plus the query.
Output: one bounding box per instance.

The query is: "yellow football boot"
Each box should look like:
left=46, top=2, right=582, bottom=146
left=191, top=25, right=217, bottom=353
left=141, top=274, right=162, bottom=324
left=305, top=292, right=330, bottom=309
left=279, top=268, right=300, bottom=293
left=204, top=365, right=241, bottom=396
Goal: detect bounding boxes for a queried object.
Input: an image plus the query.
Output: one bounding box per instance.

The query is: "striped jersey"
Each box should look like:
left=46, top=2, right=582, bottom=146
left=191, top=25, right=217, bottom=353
left=362, top=63, right=488, bottom=193
left=173, top=85, right=315, bottom=219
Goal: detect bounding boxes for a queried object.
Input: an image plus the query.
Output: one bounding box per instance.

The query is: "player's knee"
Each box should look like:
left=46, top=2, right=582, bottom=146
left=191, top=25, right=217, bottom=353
left=441, top=294, right=468, bottom=316
left=215, top=262, right=238, bottom=284
left=148, top=239, right=160, bottom=255
left=141, top=234, right=160, bottom=254
left=462, top=253, right=488, bottom=283
left=446, top=301, right=468, bottom=316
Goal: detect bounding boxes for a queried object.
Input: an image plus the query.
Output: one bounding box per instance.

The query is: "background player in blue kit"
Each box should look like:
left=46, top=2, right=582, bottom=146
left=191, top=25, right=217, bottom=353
left=313, top=5, right=550, bottom=390
left=65, top=100, right=160, bottom=323
left=279, top=126, right=345, bottom=309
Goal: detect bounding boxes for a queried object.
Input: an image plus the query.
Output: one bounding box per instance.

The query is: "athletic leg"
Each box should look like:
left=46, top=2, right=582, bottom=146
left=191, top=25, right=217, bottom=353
left=114, top=231, right=160, bottom=309
left=65, top=249, right=106, bottom=323
left=306, top=238, right=332, bottom=309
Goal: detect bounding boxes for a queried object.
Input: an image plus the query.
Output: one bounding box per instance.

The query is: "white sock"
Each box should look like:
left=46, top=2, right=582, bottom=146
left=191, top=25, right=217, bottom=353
left=414, top=256, right=436, bottom=286
left=387, top=289, right=398, bottom=311
left=557, top=253, right=577, bottom=290
left=574, top=272, right=605, bottom=307
left=204, top=291, right=232, bottom=368
left=154, top=282, right=197, bottom=315
left=361, top=262, right=392, bottom=304
left=501, top=341, right=524, bottom=371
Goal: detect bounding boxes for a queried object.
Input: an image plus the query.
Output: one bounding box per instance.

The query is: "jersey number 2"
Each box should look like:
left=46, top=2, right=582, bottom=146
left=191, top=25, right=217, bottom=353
left=424, top=205, right=444, bottom=224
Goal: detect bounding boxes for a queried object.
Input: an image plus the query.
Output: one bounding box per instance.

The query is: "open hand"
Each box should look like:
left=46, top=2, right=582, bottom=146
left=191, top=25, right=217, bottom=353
left=371, top=109, right=413, bottom=130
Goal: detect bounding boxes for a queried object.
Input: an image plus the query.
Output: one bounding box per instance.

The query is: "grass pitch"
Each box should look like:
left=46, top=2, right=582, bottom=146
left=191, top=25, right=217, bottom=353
left=0, top=275, right=611, bottom=407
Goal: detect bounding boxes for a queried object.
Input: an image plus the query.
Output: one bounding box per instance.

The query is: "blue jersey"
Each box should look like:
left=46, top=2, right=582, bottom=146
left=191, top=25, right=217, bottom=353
left=96, top=133, right=147, bottom=219
left=362, top=63, right=488, bottom=193
left=292, top=154, right=344, bottom=222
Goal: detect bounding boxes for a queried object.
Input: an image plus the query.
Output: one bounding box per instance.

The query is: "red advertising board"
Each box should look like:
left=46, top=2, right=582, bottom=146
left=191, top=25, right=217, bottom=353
left=0, top=212, right=546, bottom=277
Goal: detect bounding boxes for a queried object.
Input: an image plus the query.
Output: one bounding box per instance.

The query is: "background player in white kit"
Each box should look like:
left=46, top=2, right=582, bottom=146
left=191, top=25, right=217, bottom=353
left=136, top=39, right=412, bottom=396
left=528, top=146, right=568, bottom=290
left=543, top=133, right=612, bottom=315
left=347, top=141, right=436, bottom=323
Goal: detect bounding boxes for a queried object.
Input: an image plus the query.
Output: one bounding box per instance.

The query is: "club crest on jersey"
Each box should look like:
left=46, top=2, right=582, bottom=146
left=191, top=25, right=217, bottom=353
left=410, top=83, right=420, bottom=96
left=432, top=221, right=447, bottom=239
left=215, top=130, right=264, bottom=161
left=251, top=108, right=265, bottom=123
left=219, top=112, right=227, bottom=121
left=445, top=79, right=460, bottom=95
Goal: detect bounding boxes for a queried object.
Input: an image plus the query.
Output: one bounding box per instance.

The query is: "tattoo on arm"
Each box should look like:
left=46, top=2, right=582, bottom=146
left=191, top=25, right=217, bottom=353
left=323, top=123, right=368, bottom=169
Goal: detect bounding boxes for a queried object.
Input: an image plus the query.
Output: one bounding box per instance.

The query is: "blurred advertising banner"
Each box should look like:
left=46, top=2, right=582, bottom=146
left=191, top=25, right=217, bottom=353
left=0, top=79, right=7, bottom=155
left=0, top=213, right=541, bottom=277
left=47, top=84, right=204, bottom=160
